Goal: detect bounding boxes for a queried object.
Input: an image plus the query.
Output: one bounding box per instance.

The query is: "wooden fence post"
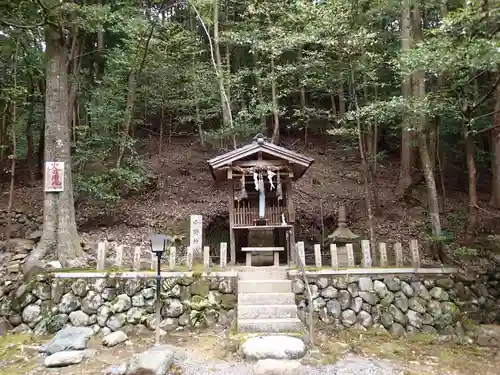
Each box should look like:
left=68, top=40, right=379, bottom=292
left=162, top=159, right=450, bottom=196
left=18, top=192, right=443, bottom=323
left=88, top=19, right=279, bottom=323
left=379, top=242, right=388, bottom=267
left=97, top=241, right=106, bottom=271
left=186, top=246, right=193, bottom=271
left=410, top=239, right=421, bottom=268
left=203, top=246, right=210, bottom=270
left=361, top=240, right=372, bottom=267
left=220, top=242, right=227, bottom=268
left=346, top=243, right=355, bottom=267
left=314, top=244, right=322, bottom=268
left=394, top=242, right=403, bottom=267
left=114, top=245, right=124, bottom=268
left=150, top=252, right=156, bottom=270
left=169, top=246, right=176, bottom=270
left=330, top=244, right=338, bottom=268
left=133, top=246, right=141, bottom=271
left=296, top=241, right=305, bottom=266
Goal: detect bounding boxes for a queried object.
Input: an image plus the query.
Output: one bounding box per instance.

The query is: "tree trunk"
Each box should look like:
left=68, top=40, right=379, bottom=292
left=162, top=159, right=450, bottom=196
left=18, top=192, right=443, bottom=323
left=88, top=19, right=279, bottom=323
left=0, top=103, right=7, bottom=161
left=213, top=0, right=235, bottom=148
left=37, top=78, right=46, bottom=179
left=26, top=78, right=35, bottom=184
left=411, top=4, right=443, bottom=261
left=24, top=25, right=87, bottom=277
left=68, top=28, right=82, bottom=143
left=6, top=38, right=20, bottom=240
left=397, top=0, right=416, bottom=197
left=270, top=55, right=280, bottom=143
left=464, top=120, right=478, bottom=242
left=490, top=81, right=500, bottom=208
left=253, top=51, right=266, bottom=134
left=338, top=87, right=345, bottom=118
left=350, top=65, right=376, bottom=264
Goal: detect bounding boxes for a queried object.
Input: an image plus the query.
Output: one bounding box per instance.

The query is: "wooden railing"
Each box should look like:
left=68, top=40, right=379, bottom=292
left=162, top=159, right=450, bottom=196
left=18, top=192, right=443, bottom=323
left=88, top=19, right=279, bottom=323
left=293, top=239, right=421, bottom=268
left=95, top=241, right=229, bottom=271
left=233, top=205, right=286, bottom=226
left=93, top=239, right=424, bottom=272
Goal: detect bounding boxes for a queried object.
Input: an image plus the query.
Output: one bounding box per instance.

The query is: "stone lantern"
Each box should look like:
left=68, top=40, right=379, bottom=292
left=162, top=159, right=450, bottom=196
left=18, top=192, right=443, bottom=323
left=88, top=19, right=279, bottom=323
left=327, top=205, right=360, bottom=266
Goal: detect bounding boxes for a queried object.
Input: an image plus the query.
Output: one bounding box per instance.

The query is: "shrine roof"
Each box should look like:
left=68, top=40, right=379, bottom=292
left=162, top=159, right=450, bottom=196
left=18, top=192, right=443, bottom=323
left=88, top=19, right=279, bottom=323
left=207, top=134, right=314, bottom=182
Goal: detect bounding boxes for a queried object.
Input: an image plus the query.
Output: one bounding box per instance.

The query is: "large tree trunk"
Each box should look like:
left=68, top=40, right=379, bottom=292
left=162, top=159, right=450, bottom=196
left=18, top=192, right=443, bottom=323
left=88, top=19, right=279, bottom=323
left=270, top=55, right=280, bottom=143
left=26, top=77, right=36, bottom=184
left=213, top=0, right=235, bottom=148
left=490, top=81, right=500, bottom=208
left=397, top=0, right=416, bottom=197
left=464, top=120, right=478, bottom=242
left=413, top=5, right=443, bottom=261
left=253, top=51, right=266, bottom=134
left=338, top=86, right=345, bottom=118
left=24, top=26, right=87, bottom=278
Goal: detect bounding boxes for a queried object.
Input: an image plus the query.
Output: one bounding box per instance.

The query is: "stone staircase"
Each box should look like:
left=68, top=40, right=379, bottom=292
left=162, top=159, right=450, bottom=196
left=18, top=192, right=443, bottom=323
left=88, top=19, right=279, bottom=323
left=237, top=269, right=303, bottom=332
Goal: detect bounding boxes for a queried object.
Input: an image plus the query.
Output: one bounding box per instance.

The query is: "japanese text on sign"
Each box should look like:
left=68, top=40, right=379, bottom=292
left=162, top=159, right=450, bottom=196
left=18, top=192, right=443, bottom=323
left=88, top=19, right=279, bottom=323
left=44, top=162, right=65, bottom=192
left=190, top=215, right=203, bottom=254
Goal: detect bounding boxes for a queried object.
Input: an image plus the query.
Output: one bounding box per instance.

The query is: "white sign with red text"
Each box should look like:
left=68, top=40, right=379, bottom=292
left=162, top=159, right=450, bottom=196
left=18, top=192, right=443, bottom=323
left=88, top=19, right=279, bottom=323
left=44, top=162, right=65, bottom=192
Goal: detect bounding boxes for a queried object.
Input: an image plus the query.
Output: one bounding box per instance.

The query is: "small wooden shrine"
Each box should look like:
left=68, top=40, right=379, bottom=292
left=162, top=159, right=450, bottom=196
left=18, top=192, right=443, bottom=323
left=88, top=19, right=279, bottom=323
left=207, top=134, right=314, bottom=266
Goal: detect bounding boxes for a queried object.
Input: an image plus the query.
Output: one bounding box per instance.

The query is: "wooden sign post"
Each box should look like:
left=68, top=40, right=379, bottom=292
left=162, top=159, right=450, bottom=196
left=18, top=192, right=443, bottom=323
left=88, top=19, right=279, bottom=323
left=189, top=215, right=203, bottom=256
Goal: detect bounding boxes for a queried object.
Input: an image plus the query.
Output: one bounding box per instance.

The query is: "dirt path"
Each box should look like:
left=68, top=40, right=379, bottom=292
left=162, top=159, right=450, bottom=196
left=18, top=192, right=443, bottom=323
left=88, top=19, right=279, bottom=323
left=0, top=328, right=499, bottom=375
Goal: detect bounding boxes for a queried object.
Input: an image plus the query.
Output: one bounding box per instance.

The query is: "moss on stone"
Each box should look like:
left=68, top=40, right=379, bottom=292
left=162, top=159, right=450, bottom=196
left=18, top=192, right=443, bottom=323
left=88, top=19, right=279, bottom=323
left=0, top=333, right=39, bottom=375
left=219, top=294, right=236, bottom=310
left=190, top=279, right=210, bottom=297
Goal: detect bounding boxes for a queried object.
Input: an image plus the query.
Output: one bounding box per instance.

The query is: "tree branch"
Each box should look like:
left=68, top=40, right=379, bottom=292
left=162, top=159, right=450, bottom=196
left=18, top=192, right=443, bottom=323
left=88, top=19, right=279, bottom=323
left=471, top=76, right=500, bottom=112
left=0, top=18, right=44, bottom=29
left=470, top=122, right=500, bottom=137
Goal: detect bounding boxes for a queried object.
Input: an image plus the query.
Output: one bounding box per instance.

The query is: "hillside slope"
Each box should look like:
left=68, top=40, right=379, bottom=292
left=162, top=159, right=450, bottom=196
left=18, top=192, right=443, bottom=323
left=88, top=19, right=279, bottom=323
left=1, top=135, right=499, bottom=266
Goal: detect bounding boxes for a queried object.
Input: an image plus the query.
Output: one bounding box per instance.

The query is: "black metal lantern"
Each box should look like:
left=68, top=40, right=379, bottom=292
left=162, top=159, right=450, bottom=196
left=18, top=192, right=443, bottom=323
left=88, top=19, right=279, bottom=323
left=149, top=234, right=167, bottom=345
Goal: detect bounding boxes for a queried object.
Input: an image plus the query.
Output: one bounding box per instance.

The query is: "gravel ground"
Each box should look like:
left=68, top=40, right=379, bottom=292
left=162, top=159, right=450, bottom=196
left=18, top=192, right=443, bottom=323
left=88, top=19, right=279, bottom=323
left=173, top=354, right=405, bottom=375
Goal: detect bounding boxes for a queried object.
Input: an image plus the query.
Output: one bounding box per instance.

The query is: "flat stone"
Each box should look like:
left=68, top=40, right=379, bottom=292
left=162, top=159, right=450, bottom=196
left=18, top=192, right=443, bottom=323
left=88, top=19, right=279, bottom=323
left=126, top=345, right=174, bottom=375
left=104, top=364, right=127, bottom=375
left=44, top=350, right=85, bottom=367
left=253, top=359, right=306, bottom=375
left=241, top=335, right=306, bottom=360
left=102, top=331, right=128, bottom=347
left=44, top=326, right=94, bottom=355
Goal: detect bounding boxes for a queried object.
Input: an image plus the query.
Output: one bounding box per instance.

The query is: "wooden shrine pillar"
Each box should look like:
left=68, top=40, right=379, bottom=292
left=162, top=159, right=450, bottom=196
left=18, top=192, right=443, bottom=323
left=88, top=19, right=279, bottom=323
left=286, top=172, right=296, bottom=265
left=228, top=167, right=236, bottom=264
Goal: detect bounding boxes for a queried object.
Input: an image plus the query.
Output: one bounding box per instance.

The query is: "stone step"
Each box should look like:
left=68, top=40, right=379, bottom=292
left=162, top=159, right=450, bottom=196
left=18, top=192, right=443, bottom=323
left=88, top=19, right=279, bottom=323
left=238, top=270, right=288, bottom=281
left=238, top=304, right=298, bottom=320
left=238, top=280, right=291, bottom=294
left=237, top=318, right=303, bottom=333
left=238, top=292, right=296, bottom=305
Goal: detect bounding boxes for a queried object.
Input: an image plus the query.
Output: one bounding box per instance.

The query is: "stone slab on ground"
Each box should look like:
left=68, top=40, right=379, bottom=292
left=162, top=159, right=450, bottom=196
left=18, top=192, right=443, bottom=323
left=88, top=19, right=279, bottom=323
left=104, top=364, right=127, bottom=375
left=103, top=331, right=128, bottom=347
left=241, top=335, right=306, bottom=360
left=476, top=325, right=500, bottom=347
left=126, top=345, right=175, bottom=375
left=44, top=350, right=86, bottom=367
left=43, top=326, right=94, bottom=355
left=253, top=359, right=306, bottom=375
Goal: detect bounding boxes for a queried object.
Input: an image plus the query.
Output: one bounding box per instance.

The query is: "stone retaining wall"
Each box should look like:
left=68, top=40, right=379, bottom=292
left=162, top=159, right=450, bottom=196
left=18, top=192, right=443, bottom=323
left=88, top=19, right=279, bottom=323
left=0, top=274, right=237, bottom=336
left=291, top=272, right=500, bottom=337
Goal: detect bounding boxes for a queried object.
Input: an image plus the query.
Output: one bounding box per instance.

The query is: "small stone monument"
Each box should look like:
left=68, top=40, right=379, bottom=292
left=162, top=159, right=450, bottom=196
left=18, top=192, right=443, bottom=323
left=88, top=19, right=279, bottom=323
left=328, top=205, right=360, bottom=267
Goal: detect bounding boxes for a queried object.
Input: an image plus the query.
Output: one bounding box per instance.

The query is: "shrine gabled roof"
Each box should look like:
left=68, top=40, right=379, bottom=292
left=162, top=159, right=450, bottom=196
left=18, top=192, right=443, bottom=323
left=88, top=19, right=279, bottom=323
left=207, top=135, right=314, bottom=181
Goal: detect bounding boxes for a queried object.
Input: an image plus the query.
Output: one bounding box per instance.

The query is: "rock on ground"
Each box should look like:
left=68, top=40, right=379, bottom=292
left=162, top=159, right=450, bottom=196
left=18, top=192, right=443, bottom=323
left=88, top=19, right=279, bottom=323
left=253, top=359, right=306, bottom=375
left=44, top=350, right=86, bottom=367
left=43, top=326, right=94, bottom=355
left=103, top=331, right=128, bottom=347
left=241, top=335, right=306, bottom=360
left=104, top=364, right=127, bottom=375
left=126, top=345, right=175, bottom=375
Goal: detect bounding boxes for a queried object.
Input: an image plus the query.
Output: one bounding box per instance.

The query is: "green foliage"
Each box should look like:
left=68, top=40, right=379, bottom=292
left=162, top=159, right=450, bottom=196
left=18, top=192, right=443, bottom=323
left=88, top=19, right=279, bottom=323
left=0, top=0, right=498, bottom=227
left=75, top=161, right=151, bottom=203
